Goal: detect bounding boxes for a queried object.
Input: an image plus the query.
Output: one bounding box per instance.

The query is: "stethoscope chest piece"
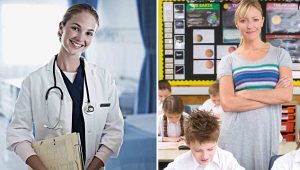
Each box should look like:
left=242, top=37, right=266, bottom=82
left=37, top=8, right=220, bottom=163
left=84, top=103, right=95, bottom=115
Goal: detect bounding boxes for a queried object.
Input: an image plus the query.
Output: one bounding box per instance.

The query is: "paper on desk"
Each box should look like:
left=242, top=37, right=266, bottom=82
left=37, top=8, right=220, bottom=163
left=29, top=133, right=83, bottom=170
left=158, top=142, right=178, bottom=150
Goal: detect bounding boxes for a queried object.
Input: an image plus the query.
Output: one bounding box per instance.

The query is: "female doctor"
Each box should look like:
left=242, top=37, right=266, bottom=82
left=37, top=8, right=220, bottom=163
left=6, top=3, right=124, bottom=170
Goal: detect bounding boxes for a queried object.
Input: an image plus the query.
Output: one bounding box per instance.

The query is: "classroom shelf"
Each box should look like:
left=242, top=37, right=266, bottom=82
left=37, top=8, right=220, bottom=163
left=281, top=102, right=297, bottom=142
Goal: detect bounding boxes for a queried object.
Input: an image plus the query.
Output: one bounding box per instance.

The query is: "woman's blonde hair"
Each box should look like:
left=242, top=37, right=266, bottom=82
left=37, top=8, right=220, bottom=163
left=234, top=0, right=263, bottom=24
left=235, top=0, right=263, bottom=45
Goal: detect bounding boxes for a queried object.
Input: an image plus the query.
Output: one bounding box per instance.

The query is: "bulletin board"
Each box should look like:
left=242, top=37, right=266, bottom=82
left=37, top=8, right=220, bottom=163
left=158, top=0, right=300, bottom=86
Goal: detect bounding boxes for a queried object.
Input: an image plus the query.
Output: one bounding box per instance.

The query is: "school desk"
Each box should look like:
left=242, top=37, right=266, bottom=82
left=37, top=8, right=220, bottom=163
left=158, top=141, right=297, bottom=163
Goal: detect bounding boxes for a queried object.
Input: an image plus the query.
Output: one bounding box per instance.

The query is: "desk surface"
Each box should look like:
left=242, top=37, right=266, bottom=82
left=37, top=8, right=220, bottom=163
left=158, top=149, right=188, bottom=162
left=158, top=141, right=297, bottom=162
left=278, top=141, right=297, bottom=154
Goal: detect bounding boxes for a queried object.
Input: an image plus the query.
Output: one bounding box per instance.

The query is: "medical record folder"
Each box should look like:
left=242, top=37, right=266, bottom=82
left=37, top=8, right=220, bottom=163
left=29, top=133, right=83, bottom=170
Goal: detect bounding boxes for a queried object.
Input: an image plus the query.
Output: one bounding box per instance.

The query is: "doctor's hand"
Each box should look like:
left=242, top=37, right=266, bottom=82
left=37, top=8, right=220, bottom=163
left=26, top=155, right=47, bottom=170
left=87, top=157, right=104, bottom=170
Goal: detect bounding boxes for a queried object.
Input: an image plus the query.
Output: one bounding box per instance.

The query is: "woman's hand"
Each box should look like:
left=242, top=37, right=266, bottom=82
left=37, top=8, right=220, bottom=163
left=276, top=76, right=292, bottom=89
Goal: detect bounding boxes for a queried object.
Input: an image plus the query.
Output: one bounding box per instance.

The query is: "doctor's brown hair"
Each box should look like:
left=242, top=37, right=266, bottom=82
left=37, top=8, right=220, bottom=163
left=185, top=110, right=220, bottom=145
left=58, top=3, right=99, bottom=41
left=163, top=96, right=184, bottom=137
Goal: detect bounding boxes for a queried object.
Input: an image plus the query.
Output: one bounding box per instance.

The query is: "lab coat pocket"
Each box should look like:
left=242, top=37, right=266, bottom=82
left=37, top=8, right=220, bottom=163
left=95, top=101, right=110, bottom=130
left=98, top=101, right=110, bottom=113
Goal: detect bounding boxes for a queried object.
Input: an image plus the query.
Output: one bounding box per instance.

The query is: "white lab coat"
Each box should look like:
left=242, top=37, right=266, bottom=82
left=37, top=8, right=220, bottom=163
left=6, top=57, right=124, bottom=167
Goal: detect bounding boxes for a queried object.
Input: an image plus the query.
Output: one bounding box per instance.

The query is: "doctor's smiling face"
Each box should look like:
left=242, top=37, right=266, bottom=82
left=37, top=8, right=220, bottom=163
left=58, top=4, right=99, bottom=57
left=59, top=12, right=97, bottom=56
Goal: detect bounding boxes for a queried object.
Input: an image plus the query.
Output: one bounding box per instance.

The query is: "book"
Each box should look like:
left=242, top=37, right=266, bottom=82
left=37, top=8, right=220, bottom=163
left=177, top=141, right=190, bottom=150
left=29, top=133, right=83, bottom=170
left=158, top=141, right=190, bottom=150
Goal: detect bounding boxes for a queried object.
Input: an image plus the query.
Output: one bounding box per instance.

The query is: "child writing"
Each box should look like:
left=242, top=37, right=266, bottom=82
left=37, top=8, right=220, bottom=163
left=164, top=110, right=245, bottom=170
left=199, top=81, right=223, bottom=119
left=158, top=80, right=172, bottom=115
left=158, top=96, right=189, bottom=142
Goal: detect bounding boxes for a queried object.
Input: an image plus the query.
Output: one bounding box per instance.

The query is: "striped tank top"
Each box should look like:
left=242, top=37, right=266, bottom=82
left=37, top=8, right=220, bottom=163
left=232, top=64, right=279, bottom=91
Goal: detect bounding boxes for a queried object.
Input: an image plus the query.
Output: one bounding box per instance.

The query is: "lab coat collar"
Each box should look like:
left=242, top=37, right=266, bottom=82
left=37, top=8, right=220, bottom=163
left=46, top=56, right=78, bottom=101
left=80, top=57, right=94, bottom=109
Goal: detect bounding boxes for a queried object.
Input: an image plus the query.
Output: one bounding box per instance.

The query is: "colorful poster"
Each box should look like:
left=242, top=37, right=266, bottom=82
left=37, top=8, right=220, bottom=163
left=174, top=65, right=185, bottom=79
left=174, top=35, right=185, bottom=49
left=159, top=0, right=300, bottom=85
left=186, top=3, right=220, bottom=27
left=174, top=50, right=185, bottom=64
left=174, top=4, right=185, bottom=19
left=193, top=29, right=215, bottom=43
left=266, top=3, right=300, bottom=34
left=174, top=20, right=185, bottom=34
left=266, top=35, right=300, bottom=69
left=223, top=29, right=240, bottom=43
left=193, top=45, right=215, bottom=59
left=163, top=2, right=174, bottom=22
left=193, top=60, right=214, bottom=75
left=217, top=45, right=237, bottom=59
left=222, top=3, right=240, bottom=43
left=222, top=3, right=238, bottom=28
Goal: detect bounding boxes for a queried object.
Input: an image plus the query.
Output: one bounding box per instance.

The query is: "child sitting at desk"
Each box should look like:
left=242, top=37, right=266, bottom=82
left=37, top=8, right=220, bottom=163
left=199, top=81, right=223, bottom=119
left=158, top=96, right=189, bottom=142
left=271, top=132, right=300, bottom=170
left=164, top=110, right=245, bottom=170
left=158, top=80, right=172, bottom=115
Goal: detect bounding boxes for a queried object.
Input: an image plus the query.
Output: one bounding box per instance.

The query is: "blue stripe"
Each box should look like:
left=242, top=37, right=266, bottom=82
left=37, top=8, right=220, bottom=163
left=234, top=77, right=278, bottom=87
left=234, top=72, right=279, bottom=83
left=233, top=69, right=278, bottom=78
left=232, top=65, right=280, bottom=91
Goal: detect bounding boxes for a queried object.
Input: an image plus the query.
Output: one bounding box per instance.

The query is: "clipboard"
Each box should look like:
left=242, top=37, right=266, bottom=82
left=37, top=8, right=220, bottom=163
left=29, top=133, right=84, bottom=170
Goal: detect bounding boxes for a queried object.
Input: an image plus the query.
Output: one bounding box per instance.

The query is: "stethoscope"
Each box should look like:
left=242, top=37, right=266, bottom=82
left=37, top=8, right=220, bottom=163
left=44, top=55, right=95, bottom=130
